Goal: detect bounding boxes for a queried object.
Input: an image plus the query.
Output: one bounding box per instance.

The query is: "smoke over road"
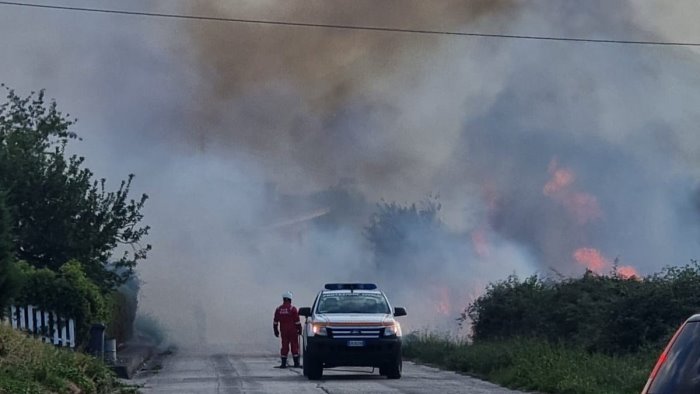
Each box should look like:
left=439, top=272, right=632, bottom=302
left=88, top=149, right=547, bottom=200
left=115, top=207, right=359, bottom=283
left=2, top=0, right=700, bottom=347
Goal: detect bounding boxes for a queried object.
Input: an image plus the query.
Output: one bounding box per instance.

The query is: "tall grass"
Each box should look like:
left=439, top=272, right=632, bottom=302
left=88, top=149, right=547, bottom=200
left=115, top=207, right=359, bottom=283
left=0, top=324, right=129, bottom=393
left=403, top=332, right=658, bottom=394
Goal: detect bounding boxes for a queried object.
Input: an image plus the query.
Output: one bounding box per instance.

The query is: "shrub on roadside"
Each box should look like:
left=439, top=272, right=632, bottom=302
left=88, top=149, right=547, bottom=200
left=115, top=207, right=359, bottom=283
left=0, top=324, right=127, bottom=393
left=15, top=260, right=109, bottom=346
left=464, top=262, right=700, bottom=355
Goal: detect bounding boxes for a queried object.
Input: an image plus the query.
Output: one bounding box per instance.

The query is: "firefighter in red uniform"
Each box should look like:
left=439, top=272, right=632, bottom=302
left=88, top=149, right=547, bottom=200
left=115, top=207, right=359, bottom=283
left=273, top=291, right=302, bottom=368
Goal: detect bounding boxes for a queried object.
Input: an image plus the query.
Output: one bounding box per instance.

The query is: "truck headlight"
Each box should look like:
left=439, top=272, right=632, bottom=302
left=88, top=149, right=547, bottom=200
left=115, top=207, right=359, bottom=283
left=384, top=323, right=402, bottom=337
left=311, top=324, right=328, bottom=336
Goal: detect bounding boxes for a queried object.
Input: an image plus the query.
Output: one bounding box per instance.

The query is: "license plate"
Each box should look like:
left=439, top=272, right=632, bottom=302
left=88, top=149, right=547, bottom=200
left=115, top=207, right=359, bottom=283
left=347, top=340, right=365, bottom=347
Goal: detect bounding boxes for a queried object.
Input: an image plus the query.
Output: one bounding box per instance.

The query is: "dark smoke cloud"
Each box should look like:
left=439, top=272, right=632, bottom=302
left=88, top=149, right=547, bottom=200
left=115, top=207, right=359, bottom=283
left=181, top=0, right=516, bottom=197
left=188, top=0, right=514, bottom=101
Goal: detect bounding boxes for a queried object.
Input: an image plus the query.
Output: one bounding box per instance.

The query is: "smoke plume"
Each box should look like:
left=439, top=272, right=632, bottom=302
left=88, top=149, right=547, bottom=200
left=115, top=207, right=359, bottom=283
left=2, top=0, right=700, bottom=347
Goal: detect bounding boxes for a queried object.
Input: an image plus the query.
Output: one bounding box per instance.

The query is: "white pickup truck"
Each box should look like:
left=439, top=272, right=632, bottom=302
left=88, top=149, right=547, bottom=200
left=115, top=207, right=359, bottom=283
left=298, top=283, right=407, bottom=380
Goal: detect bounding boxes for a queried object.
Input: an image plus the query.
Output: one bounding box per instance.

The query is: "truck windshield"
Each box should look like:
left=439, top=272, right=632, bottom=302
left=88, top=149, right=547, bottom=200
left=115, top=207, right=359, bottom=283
left=316, top=293, right=390, bottom=314
left=647, top=321, right=700, bottom=394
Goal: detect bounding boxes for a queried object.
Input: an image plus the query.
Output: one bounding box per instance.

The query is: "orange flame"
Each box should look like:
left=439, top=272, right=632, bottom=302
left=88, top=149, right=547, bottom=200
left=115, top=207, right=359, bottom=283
left=573, top=247, right=609, bottom=273
left=544, top=158, right=602, bottom=224
left=616, top=265, right=639, bottom=279
left=573, top=248, right=641, bottom=279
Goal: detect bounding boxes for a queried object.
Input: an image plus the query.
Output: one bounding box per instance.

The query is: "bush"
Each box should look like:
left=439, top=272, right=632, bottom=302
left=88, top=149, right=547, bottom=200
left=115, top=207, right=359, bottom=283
left=16, top=260, right=109, bottom=346
left=465, top=262, right=700, bottom=355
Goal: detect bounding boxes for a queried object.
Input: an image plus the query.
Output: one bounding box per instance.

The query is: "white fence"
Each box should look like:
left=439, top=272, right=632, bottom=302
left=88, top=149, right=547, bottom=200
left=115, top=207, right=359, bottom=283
left=7, top=305, right=76, bottom=348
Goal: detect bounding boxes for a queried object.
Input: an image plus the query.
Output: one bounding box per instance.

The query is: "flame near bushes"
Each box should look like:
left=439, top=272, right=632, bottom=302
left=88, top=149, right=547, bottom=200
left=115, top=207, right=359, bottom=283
left=463, top=261, right=700, bottom=355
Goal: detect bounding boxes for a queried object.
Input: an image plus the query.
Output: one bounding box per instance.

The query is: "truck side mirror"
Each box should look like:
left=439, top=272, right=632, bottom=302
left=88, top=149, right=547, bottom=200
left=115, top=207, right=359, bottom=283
left=394, top=307, right=407, bottom=317
left=299, top=307, right=311, bottom=317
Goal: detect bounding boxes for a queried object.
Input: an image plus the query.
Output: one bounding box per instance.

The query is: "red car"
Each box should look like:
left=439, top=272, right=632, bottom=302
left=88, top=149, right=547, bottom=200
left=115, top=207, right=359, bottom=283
left=642, top=314, right=700, bottom=394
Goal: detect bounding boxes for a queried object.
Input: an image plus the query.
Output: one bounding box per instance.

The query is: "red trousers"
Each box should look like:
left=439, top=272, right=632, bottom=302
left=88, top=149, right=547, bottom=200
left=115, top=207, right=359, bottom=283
left=280, top=330, right=299, bottom=357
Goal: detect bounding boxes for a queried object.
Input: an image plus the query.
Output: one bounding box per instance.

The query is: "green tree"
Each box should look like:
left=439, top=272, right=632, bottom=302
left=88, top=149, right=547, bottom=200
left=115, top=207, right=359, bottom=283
left=0, top=191, right=20, bottom=316
left=0, top=87, right=150, bottom=289
left=364, top=196, right=443, bottom=273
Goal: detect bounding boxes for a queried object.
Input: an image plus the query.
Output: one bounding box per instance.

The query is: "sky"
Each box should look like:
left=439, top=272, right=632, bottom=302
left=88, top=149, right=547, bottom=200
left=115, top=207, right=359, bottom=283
left=2, top=0, right=700, bottom=347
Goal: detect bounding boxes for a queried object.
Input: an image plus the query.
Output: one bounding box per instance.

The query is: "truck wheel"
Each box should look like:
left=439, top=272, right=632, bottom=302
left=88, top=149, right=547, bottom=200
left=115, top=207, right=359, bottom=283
left=306, top=355, right=323, bottom=380
left=379, top=366, right=387, bottom=376
left=385, top=355, right=402, bottom=379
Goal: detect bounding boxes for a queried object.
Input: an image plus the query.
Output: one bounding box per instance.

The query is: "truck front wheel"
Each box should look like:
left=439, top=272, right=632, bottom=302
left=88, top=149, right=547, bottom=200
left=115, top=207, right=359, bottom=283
left=385, top=355, right=402, bottom=379
left=306, top=353, right=323, bottom=380
left=302, top=351, right=309, bottom=377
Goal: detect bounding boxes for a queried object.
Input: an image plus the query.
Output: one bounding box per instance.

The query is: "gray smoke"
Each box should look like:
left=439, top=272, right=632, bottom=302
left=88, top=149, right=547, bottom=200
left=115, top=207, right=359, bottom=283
left=2, top=0, right=700, bottom=346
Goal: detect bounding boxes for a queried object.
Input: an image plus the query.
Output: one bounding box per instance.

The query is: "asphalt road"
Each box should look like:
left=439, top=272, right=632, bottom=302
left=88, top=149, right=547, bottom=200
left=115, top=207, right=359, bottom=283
left=132, top=347, right=526, bottom=394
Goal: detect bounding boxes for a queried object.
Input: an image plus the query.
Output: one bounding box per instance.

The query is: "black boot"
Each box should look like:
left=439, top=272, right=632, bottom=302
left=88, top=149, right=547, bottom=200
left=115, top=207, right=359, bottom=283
left=279, top=357, right=287, bottom=369
left=293, top=355, right=300, bottom=368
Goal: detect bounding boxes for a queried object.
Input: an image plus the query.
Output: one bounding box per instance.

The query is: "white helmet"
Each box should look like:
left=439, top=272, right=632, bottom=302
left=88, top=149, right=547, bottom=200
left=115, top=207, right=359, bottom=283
left=282, top=291, right=293, bottom=300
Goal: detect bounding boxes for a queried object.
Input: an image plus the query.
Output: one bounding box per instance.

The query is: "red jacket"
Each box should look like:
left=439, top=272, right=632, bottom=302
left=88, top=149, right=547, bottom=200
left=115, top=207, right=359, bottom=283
left=274, top=302, right=301, bottom=333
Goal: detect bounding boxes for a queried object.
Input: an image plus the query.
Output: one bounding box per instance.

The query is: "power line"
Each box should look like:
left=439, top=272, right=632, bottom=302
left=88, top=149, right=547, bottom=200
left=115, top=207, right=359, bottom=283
left=1, top=0, right=700, bottom=47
